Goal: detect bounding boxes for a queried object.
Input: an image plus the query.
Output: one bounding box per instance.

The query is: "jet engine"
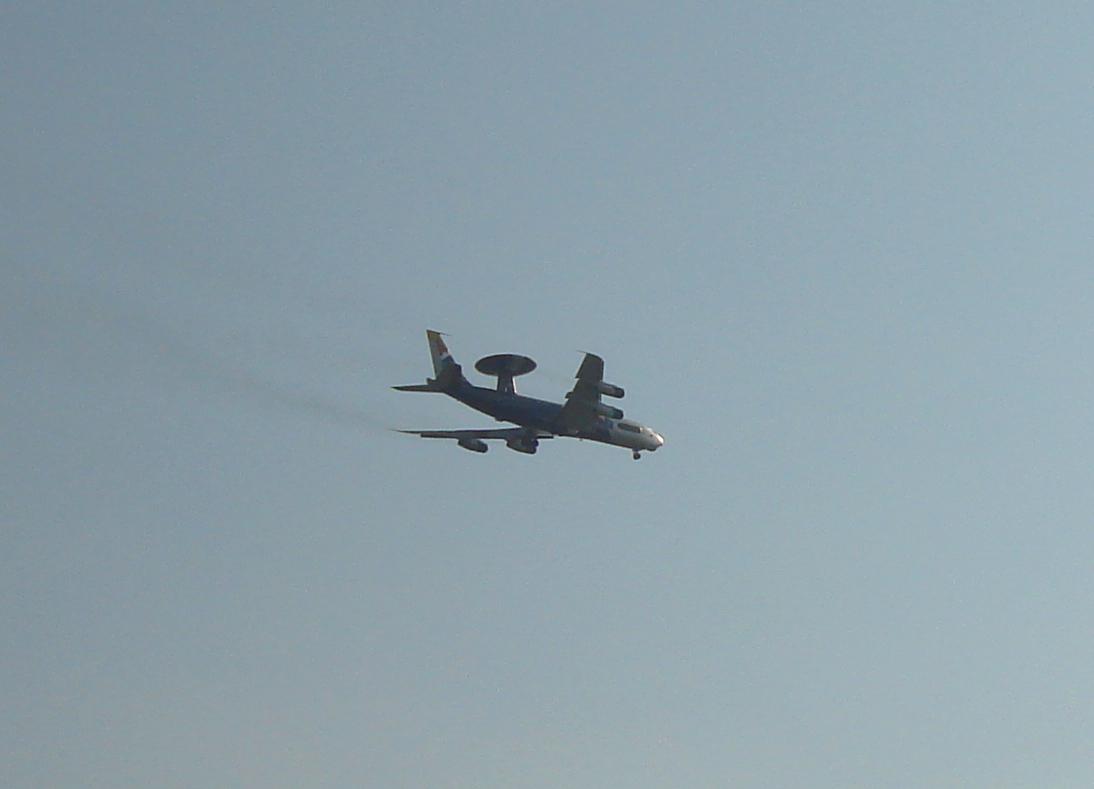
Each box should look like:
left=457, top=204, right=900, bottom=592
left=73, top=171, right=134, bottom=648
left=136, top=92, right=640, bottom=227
left=593, top=402, right=624, bottom=420
left=457, top=437, right=489, bottom=453
left=596, top=381, right=625, bottom=398
left=505, top=436, right=539, bottom=454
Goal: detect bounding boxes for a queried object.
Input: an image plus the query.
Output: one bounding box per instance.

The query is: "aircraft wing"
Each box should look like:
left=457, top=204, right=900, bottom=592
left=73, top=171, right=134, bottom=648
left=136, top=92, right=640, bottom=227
left=397, top=428, right=554, bottom=440
left=554, top=352, right=617, bottom=432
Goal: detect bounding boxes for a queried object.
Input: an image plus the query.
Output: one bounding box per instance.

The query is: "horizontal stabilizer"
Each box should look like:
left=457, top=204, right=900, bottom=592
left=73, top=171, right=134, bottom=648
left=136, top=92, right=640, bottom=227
left=392, top=382, right=441, bottom=392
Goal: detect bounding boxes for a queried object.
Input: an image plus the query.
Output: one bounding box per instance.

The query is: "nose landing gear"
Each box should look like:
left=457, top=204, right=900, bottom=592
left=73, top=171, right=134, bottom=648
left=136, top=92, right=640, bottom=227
left=632, top=451, right=642, bottom=460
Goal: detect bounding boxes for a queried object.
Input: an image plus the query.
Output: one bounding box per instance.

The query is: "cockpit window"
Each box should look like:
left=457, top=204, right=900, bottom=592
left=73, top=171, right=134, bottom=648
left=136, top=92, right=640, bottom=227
left=618, top=422, right=641, bottom=433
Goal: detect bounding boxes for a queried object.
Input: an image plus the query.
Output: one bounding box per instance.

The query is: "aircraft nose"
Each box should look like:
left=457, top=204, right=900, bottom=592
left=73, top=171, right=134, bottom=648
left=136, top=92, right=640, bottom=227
left=652, top=432, right=665, bottom=449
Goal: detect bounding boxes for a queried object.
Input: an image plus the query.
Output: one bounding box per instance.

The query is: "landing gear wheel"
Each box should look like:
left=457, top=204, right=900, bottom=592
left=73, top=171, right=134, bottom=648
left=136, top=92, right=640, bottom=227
left=632, top=451, right=642, bottom=460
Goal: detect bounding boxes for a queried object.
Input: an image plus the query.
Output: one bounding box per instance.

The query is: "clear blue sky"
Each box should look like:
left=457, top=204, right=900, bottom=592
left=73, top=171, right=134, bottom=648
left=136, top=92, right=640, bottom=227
left=4, top=3, right=1094, bottom=787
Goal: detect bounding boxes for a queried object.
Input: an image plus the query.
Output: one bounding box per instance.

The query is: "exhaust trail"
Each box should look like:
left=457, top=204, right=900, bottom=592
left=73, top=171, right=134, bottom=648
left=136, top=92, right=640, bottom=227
left=101, top=305, right=385, bottom=432
left=3, top=272, right=414, bottom=434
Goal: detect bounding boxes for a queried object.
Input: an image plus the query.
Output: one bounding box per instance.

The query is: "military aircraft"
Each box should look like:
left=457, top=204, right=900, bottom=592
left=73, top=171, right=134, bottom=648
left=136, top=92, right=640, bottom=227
left=394, top=331, right=664, bottom=459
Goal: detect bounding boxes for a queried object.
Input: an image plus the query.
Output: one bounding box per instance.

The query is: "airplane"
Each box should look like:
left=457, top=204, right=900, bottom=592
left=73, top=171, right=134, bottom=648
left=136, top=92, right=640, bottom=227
left=394, top=330, right=664, bottom=459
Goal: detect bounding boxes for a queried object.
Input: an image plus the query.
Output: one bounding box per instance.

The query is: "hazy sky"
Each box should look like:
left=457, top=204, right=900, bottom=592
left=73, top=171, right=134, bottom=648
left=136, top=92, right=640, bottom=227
left=4, top=3, right=1094, bottom=787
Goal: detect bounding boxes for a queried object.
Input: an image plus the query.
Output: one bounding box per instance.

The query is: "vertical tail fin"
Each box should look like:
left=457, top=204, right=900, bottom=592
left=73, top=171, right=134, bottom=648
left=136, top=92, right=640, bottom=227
left=426, top=330, right=466, bottom=392
left=427, top=330, right=454, bottom=376
left=393, top=330, right=465, bottom=393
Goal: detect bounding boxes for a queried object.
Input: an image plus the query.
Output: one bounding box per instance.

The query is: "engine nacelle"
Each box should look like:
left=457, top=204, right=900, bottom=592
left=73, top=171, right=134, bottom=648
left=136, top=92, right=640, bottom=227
left=593, top=402, right=624, bottom=420
left=457, top=437, right=489, bottom=453
left=596, top=381, right=625, bottom=398
left=505, top=436, right=539, bottom=454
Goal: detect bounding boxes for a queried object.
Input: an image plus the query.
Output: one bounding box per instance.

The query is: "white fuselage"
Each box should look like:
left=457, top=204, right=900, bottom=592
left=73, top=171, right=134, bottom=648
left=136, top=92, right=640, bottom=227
left=601, top=418, right=665, bottom=452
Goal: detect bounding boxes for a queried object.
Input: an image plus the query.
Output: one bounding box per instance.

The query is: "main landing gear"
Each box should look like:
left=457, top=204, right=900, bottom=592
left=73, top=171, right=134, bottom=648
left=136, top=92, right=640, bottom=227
left=632, top=451, right=642, bottom=460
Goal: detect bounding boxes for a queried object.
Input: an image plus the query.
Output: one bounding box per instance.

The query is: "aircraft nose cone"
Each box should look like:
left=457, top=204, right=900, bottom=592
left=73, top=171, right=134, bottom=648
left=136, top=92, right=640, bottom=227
left=652, top=432, right=665, bottom=449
